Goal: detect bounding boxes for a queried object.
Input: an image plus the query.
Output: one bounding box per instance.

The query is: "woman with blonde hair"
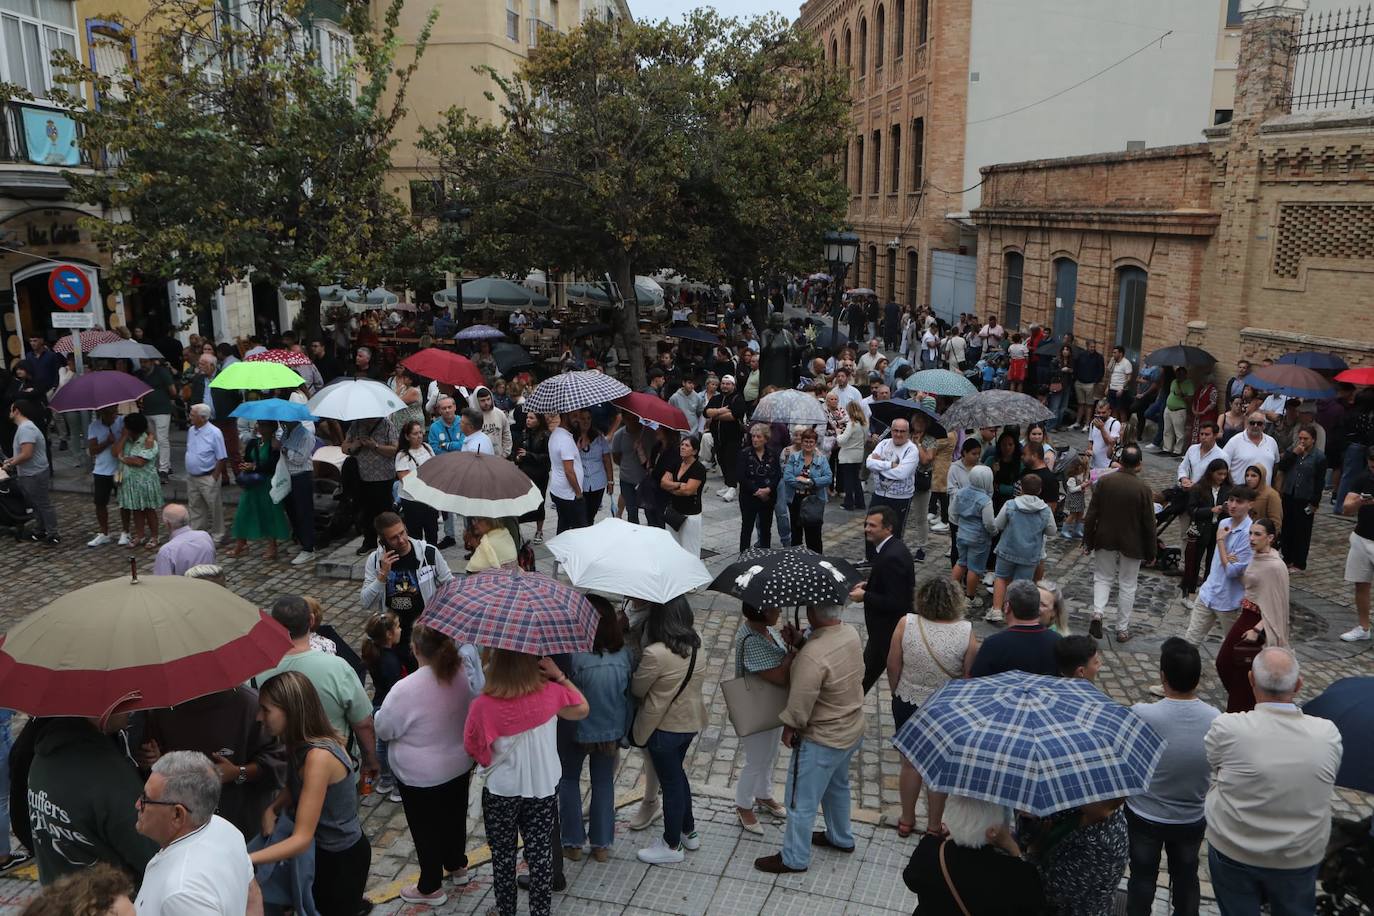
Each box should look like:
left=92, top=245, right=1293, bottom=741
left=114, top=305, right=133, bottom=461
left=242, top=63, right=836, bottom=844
left=1038, top=580, right=1069, bottom=634
left=837, top=401, right=868, bottom=510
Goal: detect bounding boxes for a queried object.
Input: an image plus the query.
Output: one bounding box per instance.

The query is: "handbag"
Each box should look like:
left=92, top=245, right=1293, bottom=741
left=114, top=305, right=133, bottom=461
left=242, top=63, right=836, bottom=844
left=722, top=673, right=788, bottom=737
left=914, top=465, right=933, bottom=493
left=629, top=646, right=697, bottom=748
left=799, top=493, right=824, bottom=527
left=1230, top=600, right=1266, bottom=672
left=663, top=505, right=687, bottom=531
left=939, top=839, right=973, bottom=916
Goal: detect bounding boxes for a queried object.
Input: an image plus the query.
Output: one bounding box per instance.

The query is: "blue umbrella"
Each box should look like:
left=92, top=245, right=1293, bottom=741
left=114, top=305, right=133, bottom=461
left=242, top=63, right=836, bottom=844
left=455, top=324, right=505, bottom=341
left=1277, top=351, right=1348, bottom=372
left=230, top=398, right=318, bottom=423
left=894, top=671, right=1165, bottom=816
left=901, top=368, right=979, bottom=398
left=1303, top=677, right=1374, bottom=793
left=1248, top=364, right=1336, bottom=400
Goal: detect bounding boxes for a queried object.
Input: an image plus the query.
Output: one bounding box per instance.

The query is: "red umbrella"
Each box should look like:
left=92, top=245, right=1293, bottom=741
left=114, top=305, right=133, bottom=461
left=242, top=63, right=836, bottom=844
left=613, top=391, right=691, bottom=432
left=1335, top=367, right=1374, bottom=387
left=246, top=348, right=313, bottom=367
left=403, top=348, right=484, bottom=388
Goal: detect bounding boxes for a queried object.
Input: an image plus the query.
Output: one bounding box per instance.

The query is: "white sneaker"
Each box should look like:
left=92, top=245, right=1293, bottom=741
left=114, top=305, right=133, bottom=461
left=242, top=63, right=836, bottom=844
left=87, top=533, right=112, bottom=547
left=982, top=572, right=995, bottom=587
left=1340, top=626, right=1371, bottom=642
left=291, top=550, right=315, bottom=567
left=721, top=488, right=737, bottom=503
left=1143, top=443, right=1160, bottom=452
left=930, top=521, right=949, bottom=533
left=116, top=532, right=133, bottom=546
left=716, top=486, right=730, bottom=497
left=983, top=607, right=1004, bottom=624
left=636, top=838, right=685, bottom=865
left=927, top=513, right=939, bottom=523
left=681, top=831, right=701, bottom=851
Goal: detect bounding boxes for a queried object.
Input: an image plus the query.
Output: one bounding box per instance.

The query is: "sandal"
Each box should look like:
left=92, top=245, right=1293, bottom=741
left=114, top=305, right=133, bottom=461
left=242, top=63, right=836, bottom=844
left=532, top=532, right=544, bottom=544
left=896, top=819, right=916, bottom=838
left=755, top=798, right=787, bottom=818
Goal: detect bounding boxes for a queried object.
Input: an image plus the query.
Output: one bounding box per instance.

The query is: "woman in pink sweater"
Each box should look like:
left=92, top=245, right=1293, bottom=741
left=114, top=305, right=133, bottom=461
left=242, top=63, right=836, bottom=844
left=464, top=650, right=588, bottom=916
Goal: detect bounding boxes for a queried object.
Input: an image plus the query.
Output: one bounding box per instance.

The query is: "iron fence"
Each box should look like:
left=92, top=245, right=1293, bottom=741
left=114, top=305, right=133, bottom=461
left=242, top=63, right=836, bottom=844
left=1287, top=5, right=1374, bottom=111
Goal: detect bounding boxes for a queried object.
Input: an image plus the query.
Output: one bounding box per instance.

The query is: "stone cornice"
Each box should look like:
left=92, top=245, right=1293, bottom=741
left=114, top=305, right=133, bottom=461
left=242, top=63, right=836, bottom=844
left=971, top=206, right=1221, bottom=237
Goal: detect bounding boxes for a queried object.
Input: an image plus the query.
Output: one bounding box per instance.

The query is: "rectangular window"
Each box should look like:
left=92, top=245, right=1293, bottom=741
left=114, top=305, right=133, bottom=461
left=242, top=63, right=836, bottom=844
left=895, top=0, right=904, bottom=58
left=409, top=180, right=443, bottom=220
left=871, top=129, right=881, bottom=194
left=1213, top=109, right=1233, bottom=125
left=918, top=0, right=929, bottom=45
left=890, top=123, right=901, bottom=193
left=906, top=249, right=918, bottom=307
left=0, top=0, right=76, bottom=99
left=1003, top=252, right=1024, bottom=330
left=911, top=116, right=925, bottom=190
left=506, top=0, right=519, bottom=41
left=1225, top=0, right=1242, bottom=27
left=855, top=135, right=863, bottom=195
left=887, top=248, right=896, bottom=301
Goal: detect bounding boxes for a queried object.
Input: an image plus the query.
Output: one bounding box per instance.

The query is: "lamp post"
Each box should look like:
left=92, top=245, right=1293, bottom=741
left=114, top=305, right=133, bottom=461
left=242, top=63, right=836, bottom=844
left=438, top=202, right=472, bottom=315
left=823, top=230, right=860, bottom=354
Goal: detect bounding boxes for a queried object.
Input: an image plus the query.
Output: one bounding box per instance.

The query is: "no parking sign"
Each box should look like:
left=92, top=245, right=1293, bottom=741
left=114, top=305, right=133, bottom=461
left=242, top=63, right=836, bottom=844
left=48, top=264, right=91, bottom=312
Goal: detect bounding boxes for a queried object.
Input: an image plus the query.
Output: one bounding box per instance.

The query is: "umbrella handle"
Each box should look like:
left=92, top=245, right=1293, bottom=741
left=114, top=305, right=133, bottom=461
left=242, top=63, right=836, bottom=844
left=129, top=557, right=138, bottom=584
left=100, top=691, right=142, bottom=732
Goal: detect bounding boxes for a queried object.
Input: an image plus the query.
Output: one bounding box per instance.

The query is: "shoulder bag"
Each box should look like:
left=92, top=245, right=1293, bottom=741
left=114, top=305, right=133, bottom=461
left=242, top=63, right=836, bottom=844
left=629, top=647, right=697, bottom=747
left=939, top=839, right=974, bottom=916
left=721, top=632, right=790, bottom=737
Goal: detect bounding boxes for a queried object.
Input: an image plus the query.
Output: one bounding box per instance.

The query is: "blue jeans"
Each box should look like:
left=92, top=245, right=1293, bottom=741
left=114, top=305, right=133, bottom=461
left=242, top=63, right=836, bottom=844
left=774, top=488, right=793, bottom=546
left=558, top=746, right=617, bottom=849
left=1125, top=808, right=1204, bottom=916
left=1208, top=847, right=1318, bottom=916
left=372, top=702, right=390, bottom=777
left=781, top=737, right=861, bottom=870
left=1145, top=398, right=1165, bottom=447
left=1046, top=388, right=1069, bottom=429
left=645, top=730, right=696, bottom=848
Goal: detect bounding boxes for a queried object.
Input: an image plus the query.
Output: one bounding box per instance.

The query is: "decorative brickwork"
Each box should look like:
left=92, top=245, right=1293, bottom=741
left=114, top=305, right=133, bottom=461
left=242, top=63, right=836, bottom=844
left=1270, top=202, right=1374, bottom=278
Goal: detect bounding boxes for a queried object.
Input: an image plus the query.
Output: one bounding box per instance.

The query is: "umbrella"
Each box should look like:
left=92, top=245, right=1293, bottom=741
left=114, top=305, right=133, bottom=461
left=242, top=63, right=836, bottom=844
left=612, top=392, right=691, bottom=432
left=1303, top=677, right=1374, bottom=793
left=1335, top=366, right=1374, bottom=386
left=454, top=324, right=505, bottom=341
left=311, top=445, right=347, bottom=470
left=567, top=281, right=662, bottom=308
left=402, top=451, right=543, bottom=516
left=1277, top=351, right=1348, bottom=372
left=246, top=348, right=314, bottom=368
left=402, top=349, right=484, bottom=388
left=893, top=671, right=1165, bottom=817
left=1035, top=339, right=1080, bottom=358
left=1143, top=345, right=1216, bottom=368
left=230, top=398, right=317, bottom=423
left=344, top=288, right=402, bottom=311
left=635, top=275, right=666, bottom=306
left=493, top=342, right=536, bottom=376
left=572, top=323, right=612, bottom=339
left=0, top=570, right=292, bottom=718
left=546, top=518, right=711, bottom=603
left=901, top=369, right=978, bottom=398
left=811, top=326, right=849, bottom=351
left=421, top=569, right=598, bottom=656
left=808, top=272, right=831, bottom=281
left=49, top=371, right=151, bottom=413
left=54, top=330, right=124, bottom=354
left=525, top=370, right=631, bottom=414
left=751, top=389, right=827, bottom=427
left=709, top=548, right=863, bottom=609
left=306, top=378, right=404, bottom=421
left=89, top=340, right=165, bottom=361
left=1248, top=364, right=1336, bottom=400
left=869, top=399, right=946, bottom=438
left=846, top=288, right=875, bottom=296
left=666, top=326, right=722, bottom=346
left=437, top=277, right=550, bottom=311
left=939, top=390, right=1054, bottom=430
left=210, top=361, right=306, bottom=391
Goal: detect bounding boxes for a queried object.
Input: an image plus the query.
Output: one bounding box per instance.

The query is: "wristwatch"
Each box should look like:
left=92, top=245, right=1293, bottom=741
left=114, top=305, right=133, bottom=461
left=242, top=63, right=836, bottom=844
left=235, top=766, right=248, bottom=785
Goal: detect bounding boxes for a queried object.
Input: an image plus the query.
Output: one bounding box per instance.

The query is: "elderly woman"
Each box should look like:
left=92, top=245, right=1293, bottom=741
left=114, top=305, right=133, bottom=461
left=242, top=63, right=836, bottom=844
left=783, top=427, right=833, bottom=552
left=1037, top=580, right=1069, bottom=634
left=1217, top=517, right=1289, bottom=712
left=738, top=424, right=782, bottom=552
left=902, top=794, right=1046, bottom=914
left=887, top=578, right=977, bottom=837
left=1028, top=801, right=1129, bottom=916
left=730, top=603, right=800, bottom=834
left=466, top=516, right=517, bottom=573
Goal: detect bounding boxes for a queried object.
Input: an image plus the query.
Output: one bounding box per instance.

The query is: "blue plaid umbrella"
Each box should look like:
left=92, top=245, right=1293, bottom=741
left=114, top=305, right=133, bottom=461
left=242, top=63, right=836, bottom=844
left=893, top=671, right=1165, bottom=816
left=524, top=370, right=631, bottom=414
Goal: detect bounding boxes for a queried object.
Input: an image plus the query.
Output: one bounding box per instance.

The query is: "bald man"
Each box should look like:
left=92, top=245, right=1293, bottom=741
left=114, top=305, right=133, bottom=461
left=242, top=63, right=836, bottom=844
left=154, top=504, right=217, bottom=575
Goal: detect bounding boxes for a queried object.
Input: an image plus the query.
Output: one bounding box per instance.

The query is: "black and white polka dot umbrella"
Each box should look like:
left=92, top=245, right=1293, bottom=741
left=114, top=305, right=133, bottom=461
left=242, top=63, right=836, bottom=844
left=709, top=547, right=862, bottom=609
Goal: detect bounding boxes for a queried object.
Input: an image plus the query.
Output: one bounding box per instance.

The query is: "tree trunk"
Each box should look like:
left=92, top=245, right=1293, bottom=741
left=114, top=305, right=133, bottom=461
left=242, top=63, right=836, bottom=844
left=614, top=257, right=645, bottom=390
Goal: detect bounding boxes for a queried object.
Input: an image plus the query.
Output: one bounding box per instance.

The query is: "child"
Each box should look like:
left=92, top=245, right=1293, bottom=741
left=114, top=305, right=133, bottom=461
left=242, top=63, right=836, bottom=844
left=978, top=356, right=997, bottom=391
left=1007, top=333, right=1028, bottom=393
left=361, top=611, right=408, bottom=800
left=988, top=474, right=1057, bottom=623
left=1061, top=454, right=1090, bottom=539
left=1054, top=635, right=1101, bottom=681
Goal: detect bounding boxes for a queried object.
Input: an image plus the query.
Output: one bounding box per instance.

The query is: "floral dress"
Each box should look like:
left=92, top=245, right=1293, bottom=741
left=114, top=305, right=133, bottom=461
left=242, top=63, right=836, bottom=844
left=117, top=435, right=163, bottom=510
left=1034, top=807, right=1129, bottom=916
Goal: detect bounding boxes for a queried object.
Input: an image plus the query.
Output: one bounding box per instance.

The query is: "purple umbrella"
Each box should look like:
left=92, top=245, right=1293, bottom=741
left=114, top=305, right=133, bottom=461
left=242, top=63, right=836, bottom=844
left=455, top=324, right=505, bottom=341
left=49, top=371, right=152, bottom=413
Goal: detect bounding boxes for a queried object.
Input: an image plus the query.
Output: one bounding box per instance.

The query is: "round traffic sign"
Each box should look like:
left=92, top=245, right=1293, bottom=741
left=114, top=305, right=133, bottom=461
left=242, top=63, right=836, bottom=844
left=48, top=264, right=92, bottom=312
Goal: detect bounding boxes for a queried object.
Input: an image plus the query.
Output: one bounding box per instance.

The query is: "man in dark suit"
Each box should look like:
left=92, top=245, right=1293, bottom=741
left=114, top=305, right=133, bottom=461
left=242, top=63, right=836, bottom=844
left=850, top=505, right=915, bottom=694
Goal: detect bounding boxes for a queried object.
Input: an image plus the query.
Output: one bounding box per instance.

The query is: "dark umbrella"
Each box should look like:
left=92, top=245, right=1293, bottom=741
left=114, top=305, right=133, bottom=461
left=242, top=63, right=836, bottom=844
left=869, top=399, right=946, bottom=439
left=492, top=342, right=536, bottom=376
left=49, top=371, right=152, bottom=413
left=1277, top=351, right=1348, bottom=372
left=1248, top=364, right=1336, bottom=400
left=666, top=326, right=722, bottom=345
left=1035, top=339, right=1081, bottom=358
left=571, top=323, right=612, bottom=339
left=1143, top=345, right=1216, bottom=368
left=709, top=547, right=863, bottom=609
left=811, top=326, right=849, bottom=351
left=939, top=390, right=1054, bottom=430
left=1303, top=677, right=1374, bottom=793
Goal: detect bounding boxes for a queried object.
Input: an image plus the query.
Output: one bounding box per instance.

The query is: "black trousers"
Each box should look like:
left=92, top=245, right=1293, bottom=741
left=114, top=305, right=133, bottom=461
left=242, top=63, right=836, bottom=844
left=312, top=834, right=371, bottom=916
left=930, top=490, right=950, bottom=523
left=552, top=494, right=588, bottom=534
left=738, top=491, right=774, bottom=552
left=862, top=609, right=901, bottom=695
left=1280, top=493, right=1315, bottom=570
left=718, top=432, right=742, bottom=487
left=356, top=479, right=394, bottom=549
left=788, top=495, right=823, bottom=553
left=401, top=498, right=439, bottom=545
left=283, top=471, right=316, bottom=550
left=584, top=487, right=606, bottom=522
left=397, top=772, right=471, bottom=894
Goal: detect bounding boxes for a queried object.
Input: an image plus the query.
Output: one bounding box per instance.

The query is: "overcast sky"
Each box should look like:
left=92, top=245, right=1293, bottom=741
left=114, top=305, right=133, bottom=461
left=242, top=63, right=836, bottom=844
left=632, top=0, right=796, bottom=24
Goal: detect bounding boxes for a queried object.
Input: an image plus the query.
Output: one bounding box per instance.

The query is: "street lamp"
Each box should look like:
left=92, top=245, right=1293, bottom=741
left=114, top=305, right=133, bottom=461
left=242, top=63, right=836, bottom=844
left=823, top=230, right=859, bottom=353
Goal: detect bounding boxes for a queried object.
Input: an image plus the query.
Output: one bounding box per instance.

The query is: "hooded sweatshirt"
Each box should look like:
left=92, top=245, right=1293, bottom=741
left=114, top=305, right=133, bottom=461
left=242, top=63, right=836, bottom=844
left=468, top=386, right=513, bottom=457
left=953, top=465, right=997, bottom=546
left=994, top=494, right=1058, bottom=564
left=27, top=718, right=158, bottom=885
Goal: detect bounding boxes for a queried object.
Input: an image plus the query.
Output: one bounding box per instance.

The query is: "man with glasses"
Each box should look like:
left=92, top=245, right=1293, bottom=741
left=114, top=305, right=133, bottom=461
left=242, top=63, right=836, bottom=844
left=866, top=418, right=920, bottom=543
left=1223, top=412, right=1279, bottom=484
left=135, top=752, right=257, bottom=914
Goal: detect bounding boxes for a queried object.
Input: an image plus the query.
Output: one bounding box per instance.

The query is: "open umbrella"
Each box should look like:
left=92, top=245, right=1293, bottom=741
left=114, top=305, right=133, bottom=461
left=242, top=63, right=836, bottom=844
left=525, top=370, right=631, bottom=414
left=440, top=277, right=550, bottom=311
left=311, top=445, right=347, bottom=471
left=750, top=389, right=827, bottom=427
left=546, top=518, right=711, bottom=604
left=0, top=568, right=291, bottom=718
left=870, top=399, right=946, bottom=438
left=230, top=398, right=317, bottom=423
left=402, top=349, right=484, bottom=389
left=343, top=288, right=401, bottom=311
left=246, top=348, right=313, bottom=367
left=421, top=569, right=598, bottom=656
left=612, top=392, right=691, bottom=432
left=402, top=450, right=543, bottom=516
left=210, top=361, right=306, bottom=391
left=939, top=390, right=1053, bottom=430
left=1248, top=364, right=1336, bottom=400
left=847, top=288, right=876, bottom=297
left=454, top=324, right=505, bottom=341
left=811, top=326, right=849, bottom=351
left=666, top=326, right=722, bottom=346
left=1143, top=345, right=1216, bottom=368
left=901, top=369, right=978, bottom=398
left=49, top=371, right=152, bottom=413
left=1336, top=367, right=1374, bottom=387
left=306, top=379, right=404, bottom=421
left=893, top=671, right=1165, bottom=816
left=493, top=342, right=536, bottom=376
left=709, top=547, right=863, bottom=609
left=1034, top=338, right=1080, bottom=358
left=54, top=329, right=124, bottom=354
left=1303, top=677, right=1374, bottom=793
left=89, top=340, right=165, bottom=361
left=1277, top=351, right=1348, bottom=372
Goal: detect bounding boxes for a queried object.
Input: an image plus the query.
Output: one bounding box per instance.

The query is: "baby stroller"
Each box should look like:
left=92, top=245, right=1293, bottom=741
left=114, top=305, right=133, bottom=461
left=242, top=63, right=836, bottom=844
left=1144, top=485, right=1187, bottom=574
left=1317, top=817, right=1374, bottom=915
left=0, top=458, right=36, bottom=540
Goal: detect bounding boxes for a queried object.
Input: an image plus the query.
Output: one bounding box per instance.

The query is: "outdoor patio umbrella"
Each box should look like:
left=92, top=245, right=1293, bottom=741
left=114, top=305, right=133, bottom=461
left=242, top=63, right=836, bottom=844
left=1303, top=676, right=1374, bottom=793
left=1248, top=364, right=1336, bottom=400
left=870, top=399, right=946, bottom=438
left=306, top=378, right=404, bottom=421
left=492, top=342, right=536, bottom=376
left=210, top=360, right=306, bottom=391
left=49, top=371, right=151, bottom=413
left=525, top=370, right=631, bottom=414
left=901, top=369, right=978, bottom=398
left=421, top=569, right=599, bottom=656
left=0, top=567, right=291, bottom=718
left=230, top=398, right=317, bottom=423
left=666, top=326, right=722, bottom=345
left=402, top=349, right=484, bottom=389
left=245, top=348, right=313, bottom=367
left=546, top=518, right=711, bottom=604
left=54, top=329, right=123, bottom=354
left=439, top=277, right=551, bottom=311
left=402, top=450, right=543, bottom=516
left=1277, top=351, right=1348, bottom=372
left=1143, top=345, right=1216, bottom=368
left=893, top=671, right=1165, bottom=816
left=709, top=547, right=863, bottom=609
left=612, top=392, right=691, bottom=432
left=1335, top=367, right=1374, bottom=386
left=454, top=324, right=505, bottom=341
left=939, top=390, right=1054, bottom=430
left=750, top=389, right=827, bottom=427
left=89, top=340, right=165, bottom=361
left=344, top=288, right=402, bottom=311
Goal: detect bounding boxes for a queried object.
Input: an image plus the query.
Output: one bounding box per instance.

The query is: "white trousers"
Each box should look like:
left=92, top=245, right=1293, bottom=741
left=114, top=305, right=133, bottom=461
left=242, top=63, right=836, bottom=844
left=734, top=727, right=783, bottom=809
left=1091, top=549, right=1141, bottom=631
left=149, top=413, right=172, bottom=473
left=1185, top=604, right=1237, bottom=646
left=1163, top=407, right=1188, bottom=453
left=672, top=514, right=702, bottom=557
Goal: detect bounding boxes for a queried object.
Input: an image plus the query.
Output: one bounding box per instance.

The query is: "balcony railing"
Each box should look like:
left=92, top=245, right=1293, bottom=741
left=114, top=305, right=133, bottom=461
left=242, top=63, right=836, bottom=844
left=1, top=100, right=91, bottom=167
left=528, top=18, right=555, bottom=48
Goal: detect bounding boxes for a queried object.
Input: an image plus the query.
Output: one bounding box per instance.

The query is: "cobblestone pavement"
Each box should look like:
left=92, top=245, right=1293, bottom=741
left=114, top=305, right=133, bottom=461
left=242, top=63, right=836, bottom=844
left=0, top=426, right=1370, bottom=913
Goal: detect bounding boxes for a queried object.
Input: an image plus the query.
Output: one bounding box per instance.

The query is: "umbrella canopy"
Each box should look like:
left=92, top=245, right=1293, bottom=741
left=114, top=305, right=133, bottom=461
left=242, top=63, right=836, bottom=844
left=1277, top=351, right=1348, bottom=372
left=210, top=361, right=306, bottom=391
left=1303, top=676, right=1374, bottom=793
left=1248, top=364, right=1336, bottom=400
left=1143, top=345, right=1216, bottom=368
left=635, top=275, right=666, bottom=306
left=1034, top=338, right=1080, bottom=358
left=402, top=450, right=543, bottom=516
left=939, top=390, right=1053, bottom=430
left=493, top=342, right=536, bottom=376
left=311, top=445, right=347, bottom=470
left=869, top=399, right=946, bottom=439
left=709, top=548, right=863, bottom=608
left=846, top=288, right=876, bottom=297
left=810, top=326, right=849, bottom=351
left=567, top=280, right=661, bottom=308
left=612, top=392, right=691, bottom=432
left=666, top=326, right=722, bottom=346
left=751, top=389, right=828, bottom=427
left=525, top=370, right=631, bottom=414
left=402, top=349, right=484, bottom=389
left=245, top=348, right=313, bottom=368
left=437, top=277, right=550, bottom=311
left=894, top=671, right=1165, bottom=816
left=230, top=398, right=317, bottom=423
left=901, top=369, right=978, bottom=398
left=454, top=324, right=505, bottom=341
left=808, top=272, right=831, bottom=281
left=54, top=330, right=124, bottom=354
left=306, top=378, right=404, bottom=421
left=344, top=288, right=401, bottom=311
left=49, top=371, right=151, bottom=413
left=1335, top=366, right=1374, bottom=386
left=546, top=518, right=711, bottom=603
left=0, top=572, right=291, bottom=718
left=421, top=569, right=599, bottom=656
left=89, top=340, right=164, bottom=361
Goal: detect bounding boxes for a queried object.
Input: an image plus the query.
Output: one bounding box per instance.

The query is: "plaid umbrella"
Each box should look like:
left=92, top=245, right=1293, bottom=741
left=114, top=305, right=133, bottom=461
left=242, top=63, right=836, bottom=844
left=54, top=330, right=123, bottom=354
left=454, top=324, right=505, bottom=341
left=246, top=348, right=314, bottom=367
left=420, top=569, right=599, bottom=655
left=751, top=389, right=827, bottom=427
left=894, top=671, right=1165, bottom=816
left=525, top=370, right=630, bottom=414
left=939, top=390, right=1053, bottom=430
left=1248, top=364, right=1336, bottom=400
left=709, top=547, right=862, bottom=608
left=901, top=369, right=978, bottom=398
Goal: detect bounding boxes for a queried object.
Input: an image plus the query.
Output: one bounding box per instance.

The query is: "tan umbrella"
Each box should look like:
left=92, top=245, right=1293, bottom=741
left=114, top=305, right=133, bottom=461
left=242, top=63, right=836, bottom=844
left=402, top=451, right=543, bottom=517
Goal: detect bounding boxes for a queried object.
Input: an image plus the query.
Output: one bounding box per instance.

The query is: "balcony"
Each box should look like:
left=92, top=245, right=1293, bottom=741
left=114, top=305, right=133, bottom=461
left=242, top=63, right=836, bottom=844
left=0, top=100, right=93, bottom=198
left=528, top=18, right=556, bottom=48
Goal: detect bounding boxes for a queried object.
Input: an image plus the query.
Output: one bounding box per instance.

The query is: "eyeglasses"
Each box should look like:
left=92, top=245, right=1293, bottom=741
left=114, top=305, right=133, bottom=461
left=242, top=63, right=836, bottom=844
left=137, top=793, right=182, bottom=810
left=1247, top=421, right=1265, bottom=426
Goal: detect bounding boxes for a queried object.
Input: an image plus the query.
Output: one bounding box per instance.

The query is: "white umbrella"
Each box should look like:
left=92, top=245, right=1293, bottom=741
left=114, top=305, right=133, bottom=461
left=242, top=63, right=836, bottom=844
left=306, top=379, right=405, bottom=421
left=545, top=518, right=711, bottom=603
left=90, top=341, right=164, bottom=361
left=635, top=275, right=665, bottom=306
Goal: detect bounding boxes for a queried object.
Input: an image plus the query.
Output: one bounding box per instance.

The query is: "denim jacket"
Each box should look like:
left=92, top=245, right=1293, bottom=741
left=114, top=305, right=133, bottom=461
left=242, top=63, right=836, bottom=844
left=993, top=495, right=1057, bottom=564
left=569, top=648, right=633, bottom=744
left=783, top=450, right=833, bottom=502
left=953, top=486, right=994, bottom=547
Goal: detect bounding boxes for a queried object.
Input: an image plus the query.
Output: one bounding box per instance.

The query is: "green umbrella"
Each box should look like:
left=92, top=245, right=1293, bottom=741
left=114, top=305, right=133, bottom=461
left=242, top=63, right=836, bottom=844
left=210, top=361, right=306, bottom=390
left=436, top=277, right=550, bottom=311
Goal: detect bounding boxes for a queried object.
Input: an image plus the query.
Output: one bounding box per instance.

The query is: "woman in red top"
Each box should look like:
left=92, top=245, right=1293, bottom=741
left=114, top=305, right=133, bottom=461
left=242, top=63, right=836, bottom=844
left=1190, top=376, right=1219, bottom=444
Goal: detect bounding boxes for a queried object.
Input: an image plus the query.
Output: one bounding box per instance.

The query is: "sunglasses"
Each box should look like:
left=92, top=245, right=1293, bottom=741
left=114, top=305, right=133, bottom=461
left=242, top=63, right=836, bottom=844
left=1247, top=421, right=1265, bottom=426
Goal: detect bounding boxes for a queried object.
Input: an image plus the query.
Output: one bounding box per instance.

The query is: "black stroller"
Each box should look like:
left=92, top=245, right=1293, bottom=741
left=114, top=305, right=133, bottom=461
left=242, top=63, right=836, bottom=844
left=1318, top=817, right=1374, bottom=915
left=1144, top=485, right=1187, bottom=574
left=0, top=453, right=36, bottom=540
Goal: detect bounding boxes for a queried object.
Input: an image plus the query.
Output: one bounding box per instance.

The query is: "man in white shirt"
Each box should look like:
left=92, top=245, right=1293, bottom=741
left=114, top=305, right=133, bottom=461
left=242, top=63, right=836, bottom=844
left=1087, top=399, right=1121, bottom=470
left=976, top=315, right=1004, bottom=353
left=1223, top=412, right=1280, bottom=483
left=865, top=418, right=920, bottom=541
left=1258, top=391, right=1287, bottom=422
left=1106, top=346, right=1133, bottom=419
left=942, top=329, right=966, bottom=371
left=135, top=752, right=258, bottom=916
left=1176, top=421, right=1225, bottom=488
left=919, top=326, right=939, bottom=370
left=472, top=387, right=512, bottom=457
left=831, top=369, right=867, bottom=419
left=459, top=408, right=494, bottom=454
left=856, top=338, right=885, bottom=381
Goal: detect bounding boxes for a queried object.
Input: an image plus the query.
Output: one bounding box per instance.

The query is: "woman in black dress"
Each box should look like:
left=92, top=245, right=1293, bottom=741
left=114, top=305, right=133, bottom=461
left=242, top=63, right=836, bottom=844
left=514, top=409, right=550, bottom=543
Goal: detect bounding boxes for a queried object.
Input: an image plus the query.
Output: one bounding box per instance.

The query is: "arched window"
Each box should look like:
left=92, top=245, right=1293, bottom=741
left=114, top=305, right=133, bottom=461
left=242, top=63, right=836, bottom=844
left=906, top=249, right=919, bottom=306
left=1116, top=266, right=1148, bottom=362
left=1002, top=251, right=1024, bottom=330
left=869, top=244, right=879, bottom=291
left=895, top=0, right=905, bottom=57
left=843, top=28, right=851, bottom=73
left=831, top=38, right=838, bottom=67
left=858, top=18, right=867, bottom=73
left=875, top=5, right=885, bottom=70
left=1052, top=258, right=1077, bottom=339
left=855, top=135, right=864, bottom=194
